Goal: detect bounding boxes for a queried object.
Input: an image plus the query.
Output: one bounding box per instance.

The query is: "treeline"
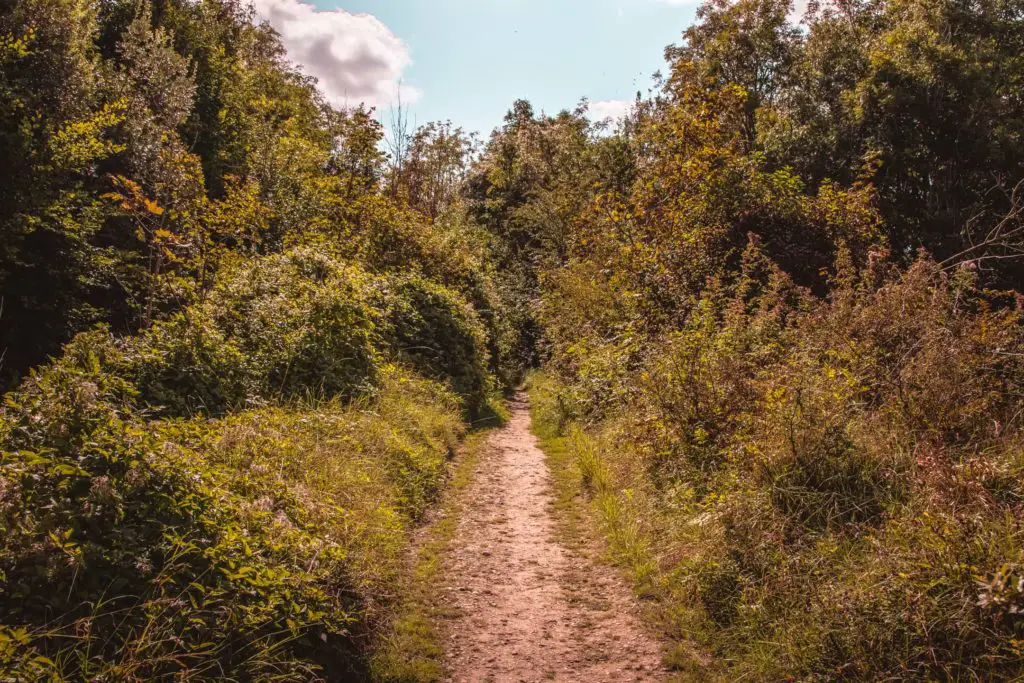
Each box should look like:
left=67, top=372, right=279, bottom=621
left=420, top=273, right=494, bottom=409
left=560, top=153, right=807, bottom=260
left=0, top=0, right=514, bottom=679
left=467, top=0, right=1024, bottom=678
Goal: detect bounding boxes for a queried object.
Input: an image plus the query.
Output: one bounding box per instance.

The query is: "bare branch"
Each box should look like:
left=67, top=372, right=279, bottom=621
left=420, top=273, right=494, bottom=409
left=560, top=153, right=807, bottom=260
left=941, top=178, right=1024, bottom=270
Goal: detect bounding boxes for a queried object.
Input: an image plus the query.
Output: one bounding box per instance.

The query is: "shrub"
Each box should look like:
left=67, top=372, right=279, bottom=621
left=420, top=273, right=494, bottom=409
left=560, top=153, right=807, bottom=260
left=0, top=241, right=489, bottom=679
left=375, top=275, right=491, bottom=417
left=533, top=253, right=1024, bottom=679
left=120, top=310, right=250, bottom=416
left=0, top=333, right=464, bottom=680
left=122, top=249, right=382, bottom=416
left=747, top=360, right=902, bottom=530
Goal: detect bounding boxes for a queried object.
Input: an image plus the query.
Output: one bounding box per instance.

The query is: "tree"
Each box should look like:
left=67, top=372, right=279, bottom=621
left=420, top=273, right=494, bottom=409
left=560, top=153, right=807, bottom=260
left=667, top=0, right=799, bottom=147
left=761, top=0, right=1024, bottom=281
left=392, top=120, right=478, bottom=220
left=0, top=0, right=121, bottom=386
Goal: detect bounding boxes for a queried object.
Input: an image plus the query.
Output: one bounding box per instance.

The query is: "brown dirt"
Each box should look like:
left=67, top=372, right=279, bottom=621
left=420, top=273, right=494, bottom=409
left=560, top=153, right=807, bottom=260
left=440, top=393, right=669, bottom=682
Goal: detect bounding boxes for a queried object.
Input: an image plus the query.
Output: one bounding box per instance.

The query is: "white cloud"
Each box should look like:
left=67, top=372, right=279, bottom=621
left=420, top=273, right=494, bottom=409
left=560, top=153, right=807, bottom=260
left=251, top=0, right=419, bottom=110
left=588, top=99, right=633, bottom=123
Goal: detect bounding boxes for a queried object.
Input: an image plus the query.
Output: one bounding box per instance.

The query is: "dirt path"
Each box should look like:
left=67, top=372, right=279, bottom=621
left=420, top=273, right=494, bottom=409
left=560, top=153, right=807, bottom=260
left=440, top=393, right=668, bottom=682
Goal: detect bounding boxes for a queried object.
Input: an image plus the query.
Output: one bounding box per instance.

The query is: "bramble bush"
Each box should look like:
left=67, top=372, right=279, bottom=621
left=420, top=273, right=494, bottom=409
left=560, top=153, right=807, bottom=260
left=122, top=249, right=383, bottom=417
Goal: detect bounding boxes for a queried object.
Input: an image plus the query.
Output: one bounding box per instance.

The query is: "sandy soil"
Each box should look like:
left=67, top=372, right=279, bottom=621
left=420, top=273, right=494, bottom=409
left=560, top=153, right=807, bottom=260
left=440, top=393, right=668, bottom=682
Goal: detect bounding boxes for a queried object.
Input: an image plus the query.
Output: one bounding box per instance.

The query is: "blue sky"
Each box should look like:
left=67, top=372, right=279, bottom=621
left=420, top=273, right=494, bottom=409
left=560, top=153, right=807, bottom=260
left=254, top=0, right=701, bottom=137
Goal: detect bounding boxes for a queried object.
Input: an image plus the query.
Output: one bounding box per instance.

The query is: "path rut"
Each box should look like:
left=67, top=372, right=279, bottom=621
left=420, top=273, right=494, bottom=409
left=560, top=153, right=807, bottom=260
left=440, top=393, right=668, bottom=682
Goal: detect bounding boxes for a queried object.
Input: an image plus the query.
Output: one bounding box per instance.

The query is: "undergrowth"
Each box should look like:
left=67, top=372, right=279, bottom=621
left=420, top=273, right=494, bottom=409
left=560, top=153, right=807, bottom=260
left=1, top=357, right=465, bottom=680
left=531, top=256, right=1024, bottom=681
left=0, top=247, right=502, bottom=681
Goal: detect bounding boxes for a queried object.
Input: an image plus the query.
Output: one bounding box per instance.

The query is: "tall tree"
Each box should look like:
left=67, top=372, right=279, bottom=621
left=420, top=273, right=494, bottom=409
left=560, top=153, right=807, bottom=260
left=0, top=0, right=121, bottom=385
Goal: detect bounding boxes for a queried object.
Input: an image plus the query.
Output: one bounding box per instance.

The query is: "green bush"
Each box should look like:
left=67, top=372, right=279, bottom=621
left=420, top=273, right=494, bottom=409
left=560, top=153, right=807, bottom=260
left=0, top=331, right=464, bottom=680
left=375, top=275, right=491, bottom=417
left=0, top=242, right=498, bottom=680
left=120, top=310, right=250, bottom=416
left=122, top=249, right=382, bottom=416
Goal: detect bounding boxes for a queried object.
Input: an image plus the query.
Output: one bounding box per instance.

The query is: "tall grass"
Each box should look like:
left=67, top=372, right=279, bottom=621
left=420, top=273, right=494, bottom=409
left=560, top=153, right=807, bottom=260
left=0, top=362, right=466, bottom=680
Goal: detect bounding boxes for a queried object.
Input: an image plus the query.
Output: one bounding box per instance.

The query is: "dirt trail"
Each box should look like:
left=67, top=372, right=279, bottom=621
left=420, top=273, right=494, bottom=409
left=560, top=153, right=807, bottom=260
left=441, top=393, right=668, bottom=682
